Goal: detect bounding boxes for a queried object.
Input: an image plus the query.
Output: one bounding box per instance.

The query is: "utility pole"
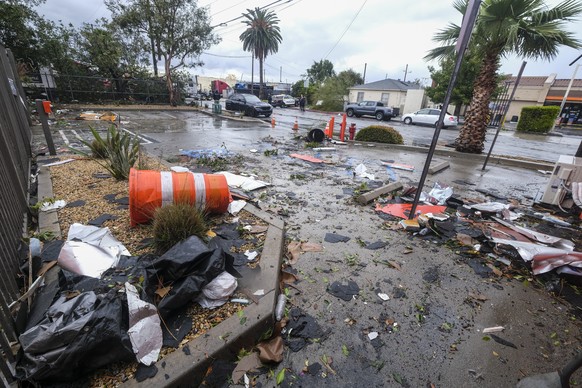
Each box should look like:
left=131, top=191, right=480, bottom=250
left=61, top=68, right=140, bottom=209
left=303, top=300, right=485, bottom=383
left=280, top=66, right=282, bottom=82
left=403, top=64, right=411, bottom=82
left=363, top=63, right=367, bottom=84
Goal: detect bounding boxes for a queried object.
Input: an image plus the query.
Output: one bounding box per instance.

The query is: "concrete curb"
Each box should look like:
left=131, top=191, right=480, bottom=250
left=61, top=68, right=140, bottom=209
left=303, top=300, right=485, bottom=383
left=36, top=159, right=62, bottom=239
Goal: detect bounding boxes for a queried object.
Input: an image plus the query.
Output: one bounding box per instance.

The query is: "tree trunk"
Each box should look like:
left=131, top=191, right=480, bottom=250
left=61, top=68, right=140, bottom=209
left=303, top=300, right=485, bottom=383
left=165, top=60, right=175, bottom=106
left=259, top=55, right=264, bottom=100
left=455, top=50, right=500, bottom=153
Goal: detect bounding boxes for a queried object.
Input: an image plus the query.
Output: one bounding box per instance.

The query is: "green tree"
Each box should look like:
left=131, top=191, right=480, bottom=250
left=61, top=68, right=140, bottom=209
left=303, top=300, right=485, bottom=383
left=108, top=0, right=219, bottom=105
left=239, top=7, right=282, bottom=99
left=305, top=59, right=335, bottom=85
left=76, top=19, right=149, bottom=96
left=425, top=49, right=482, bottom=116
left=426, top=0, right=582, bottom=154
left=313, top=69, right=363, bottom=111
left=0, top=0, right=74, bottom=73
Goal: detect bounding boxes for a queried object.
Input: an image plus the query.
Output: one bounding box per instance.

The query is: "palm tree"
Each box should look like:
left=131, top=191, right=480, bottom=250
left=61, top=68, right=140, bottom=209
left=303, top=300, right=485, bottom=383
left=239, top=8, right=282, bottom=99
left=426, top=0, right=582, bottom=154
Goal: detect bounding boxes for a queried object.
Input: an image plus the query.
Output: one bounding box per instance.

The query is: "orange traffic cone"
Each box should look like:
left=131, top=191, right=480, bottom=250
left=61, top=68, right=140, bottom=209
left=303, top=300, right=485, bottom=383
left=271, top=116, right=276, bottom=128
left=328, top=116, right=335, bottom=138
left=293, top=118, right=299, bottom=131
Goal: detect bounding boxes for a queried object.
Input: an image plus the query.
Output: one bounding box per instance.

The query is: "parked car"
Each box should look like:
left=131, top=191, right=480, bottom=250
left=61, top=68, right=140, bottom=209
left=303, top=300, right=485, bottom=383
left=345, top=101, right=394, bottom=121
left=271, top=94, right=296, bottom=108
left=401, top=108, right=458, bottom=128
left=225, top=93, right=272, bottom=117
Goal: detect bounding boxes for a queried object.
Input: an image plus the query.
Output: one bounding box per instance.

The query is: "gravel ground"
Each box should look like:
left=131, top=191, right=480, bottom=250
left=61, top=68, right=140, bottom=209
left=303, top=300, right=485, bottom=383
left=41, top=154, right=268, bottom=386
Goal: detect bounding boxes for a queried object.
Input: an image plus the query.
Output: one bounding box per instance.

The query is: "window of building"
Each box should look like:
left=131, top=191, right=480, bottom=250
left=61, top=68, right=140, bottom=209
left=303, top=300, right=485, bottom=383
left=357, top=92, right=364, bottom=102
left=381, top=93, right=390, bottom=104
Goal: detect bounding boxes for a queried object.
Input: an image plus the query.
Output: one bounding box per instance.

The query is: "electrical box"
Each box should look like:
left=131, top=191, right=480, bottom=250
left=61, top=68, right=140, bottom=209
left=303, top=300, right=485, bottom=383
left=541, top=155, right=582, bottom=205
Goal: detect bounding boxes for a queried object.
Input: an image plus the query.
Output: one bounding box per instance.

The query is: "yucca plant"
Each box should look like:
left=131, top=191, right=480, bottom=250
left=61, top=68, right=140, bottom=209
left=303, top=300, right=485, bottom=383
left=79, top=125, right=140, bottom=180
left=152, top=203, right=208, bottom=254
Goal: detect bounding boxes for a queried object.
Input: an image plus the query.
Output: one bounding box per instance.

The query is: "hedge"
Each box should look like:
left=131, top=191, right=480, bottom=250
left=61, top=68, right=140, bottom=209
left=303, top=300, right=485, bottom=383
left=354, top=125, right=403, bottom=144
left=516, top=106, right=560, bottom=133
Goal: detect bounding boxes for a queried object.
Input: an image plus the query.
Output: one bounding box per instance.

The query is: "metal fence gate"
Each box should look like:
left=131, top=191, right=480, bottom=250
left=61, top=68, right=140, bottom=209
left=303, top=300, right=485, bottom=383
left=0, top=43, right=32, bottom=386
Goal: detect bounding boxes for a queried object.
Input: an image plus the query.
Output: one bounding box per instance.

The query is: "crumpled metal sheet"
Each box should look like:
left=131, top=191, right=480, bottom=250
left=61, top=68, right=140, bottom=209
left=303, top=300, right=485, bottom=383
left=492, top=238, right=582, bottom=275
left=492, top=217, right=574, bottom=250
left=197, top=271, right=238, bottom=309
left=125, top=283, right=162, bottom=366
left=57, top=223, right=131, bottom=278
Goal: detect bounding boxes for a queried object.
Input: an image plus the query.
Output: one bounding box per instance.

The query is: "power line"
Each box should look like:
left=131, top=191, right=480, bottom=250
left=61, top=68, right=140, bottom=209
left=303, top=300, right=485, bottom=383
left=323, top=0, right=367, bottom=60
left=211, top=0, right=291, bottom=28
left=203, top=52, right=251, bottom=58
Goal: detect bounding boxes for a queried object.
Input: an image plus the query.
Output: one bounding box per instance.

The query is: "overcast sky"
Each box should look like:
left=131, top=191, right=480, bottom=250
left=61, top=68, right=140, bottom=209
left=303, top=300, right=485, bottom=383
left=38, top=0, right=582, bottom=85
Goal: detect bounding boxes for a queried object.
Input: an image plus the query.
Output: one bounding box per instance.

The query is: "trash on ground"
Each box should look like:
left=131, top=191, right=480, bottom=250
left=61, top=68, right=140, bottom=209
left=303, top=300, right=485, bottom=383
left=378, top=293, right=390, bottom=301
left=381, top=161, right=414, bottom=171
left=40, top=199, right=66, bottom=211
left=368, top=332, right=379, bottom=340
left=125, top=282, right=162, bottom=366
left=180, top=148, right=233, bottom=159
left=492, top=238, right=582, bottom=275
left=197, top=271, right=238, bottom=309
left=58, top=223, right=130, bottom=278
left=399, top=219, right=420, bottom=231
left=218, top=171, right=269, bottom=191
left=232, top=352, right=262, bottom=385
left=483, top=326, right=505, bottom=334
left=283, top=308, right=326, bottom=352
left=324, top=233, right=351, bottom=243
left=170, top=166, right=189, bottom=172
left=244, top=250, right=258, bottom=261
left=425, top=182, right=453, bottom=205
left=289, top=153, right=324, bottom=163
left=312, top=147, right=336, bottom=152
left=275, top=294, right=287, bottom=321
left=257, top=336, right=284, bottom=363
left=354, top=163, right=375, bottom=180
left=228, top=200, right=247, bottom=215
left=327, top=280, right=360, bottom=301
left=376, top=203, right=447, bottom=219
left=76, top=111, right=118, bottom=121
left=42, top=158, right=75, bottom=167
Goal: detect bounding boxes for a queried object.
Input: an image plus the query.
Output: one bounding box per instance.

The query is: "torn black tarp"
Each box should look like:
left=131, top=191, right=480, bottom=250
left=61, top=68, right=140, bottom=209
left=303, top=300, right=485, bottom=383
left=17, top=290, right=134, bottom=382
left=143, top=236, right=233, bottom=317
left=18, top=235, right=239, bottom=383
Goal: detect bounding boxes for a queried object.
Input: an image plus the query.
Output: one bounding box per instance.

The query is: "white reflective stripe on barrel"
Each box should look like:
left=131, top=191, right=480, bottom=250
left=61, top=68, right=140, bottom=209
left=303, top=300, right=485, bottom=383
left=192, top=173, right=206, bottom=208
left=160, top=171, right=174, bottom=206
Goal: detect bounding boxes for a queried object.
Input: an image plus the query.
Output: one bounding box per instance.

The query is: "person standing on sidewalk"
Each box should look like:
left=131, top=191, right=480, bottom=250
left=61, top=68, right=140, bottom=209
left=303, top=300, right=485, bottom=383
left=299, top=95, right=306, bottom=112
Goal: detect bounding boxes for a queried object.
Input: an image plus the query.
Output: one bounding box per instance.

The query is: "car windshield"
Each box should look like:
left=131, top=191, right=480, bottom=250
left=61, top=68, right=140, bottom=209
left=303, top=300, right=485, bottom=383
left=243, top=94, right=261, bottom=103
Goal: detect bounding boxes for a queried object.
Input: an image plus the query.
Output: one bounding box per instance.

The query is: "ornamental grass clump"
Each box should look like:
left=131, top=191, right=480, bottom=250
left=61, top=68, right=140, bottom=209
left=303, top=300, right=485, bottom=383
left=355, top=125, right=404, bottom=144
left=152, top=203, right=208, bottom=254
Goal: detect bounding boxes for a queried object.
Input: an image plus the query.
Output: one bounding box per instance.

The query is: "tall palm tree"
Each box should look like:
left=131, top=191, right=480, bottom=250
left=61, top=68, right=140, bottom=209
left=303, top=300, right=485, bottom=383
left=426, top=0, right=582, bottom=154
left=239, top=8, right=282, bottom=99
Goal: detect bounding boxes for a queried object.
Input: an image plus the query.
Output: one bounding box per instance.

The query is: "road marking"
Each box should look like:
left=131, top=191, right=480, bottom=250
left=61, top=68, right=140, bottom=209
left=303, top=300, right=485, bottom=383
left=58, top=130, right=70, bottom=145
left=71, top=129, right=84, bottom=142
left=120, top=128, right=153, bottom=144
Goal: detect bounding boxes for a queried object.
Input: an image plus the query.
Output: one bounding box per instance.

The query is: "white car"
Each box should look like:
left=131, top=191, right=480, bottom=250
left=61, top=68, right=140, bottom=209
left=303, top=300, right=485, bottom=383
left=271, top=94, right=297, bottom=108
left=402, top=108, right=458, bottom=128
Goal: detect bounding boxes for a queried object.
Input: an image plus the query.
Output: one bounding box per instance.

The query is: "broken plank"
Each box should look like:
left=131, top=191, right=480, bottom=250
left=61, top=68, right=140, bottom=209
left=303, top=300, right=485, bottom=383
left=357, top=181, right=403, bottom=204
left=429, top=161, right=450, bottom=174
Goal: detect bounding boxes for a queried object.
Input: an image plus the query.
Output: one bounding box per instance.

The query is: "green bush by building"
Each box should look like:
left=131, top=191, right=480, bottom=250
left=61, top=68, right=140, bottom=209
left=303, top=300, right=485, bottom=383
left=354, top=125, right=404, bottom=144
left=516, top=106, right=560, bottom=133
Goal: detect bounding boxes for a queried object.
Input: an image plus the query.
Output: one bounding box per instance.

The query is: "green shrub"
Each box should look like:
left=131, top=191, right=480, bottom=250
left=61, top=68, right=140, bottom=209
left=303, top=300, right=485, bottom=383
left=152, top=203, right=208, bottom=254
left=516, top=106, right=560, bottom=133
left=354, top=125, right=404, bottom=144
left=79, top=125, right=140, bottom=180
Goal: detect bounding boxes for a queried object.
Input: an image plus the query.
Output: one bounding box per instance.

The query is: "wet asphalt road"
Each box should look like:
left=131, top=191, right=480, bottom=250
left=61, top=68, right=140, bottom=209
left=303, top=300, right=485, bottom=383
left=37, top=107, right=582, bottom=387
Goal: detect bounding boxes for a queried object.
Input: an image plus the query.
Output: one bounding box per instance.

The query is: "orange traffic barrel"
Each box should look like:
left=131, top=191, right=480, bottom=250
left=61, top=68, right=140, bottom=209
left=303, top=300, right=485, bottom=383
left=129, top=168, right=231, bottom=226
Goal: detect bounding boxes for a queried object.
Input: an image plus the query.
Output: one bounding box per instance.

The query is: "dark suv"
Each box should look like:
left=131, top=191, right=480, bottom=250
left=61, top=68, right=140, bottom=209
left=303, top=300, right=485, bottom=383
left=225, top=93, right=272, bottom=117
